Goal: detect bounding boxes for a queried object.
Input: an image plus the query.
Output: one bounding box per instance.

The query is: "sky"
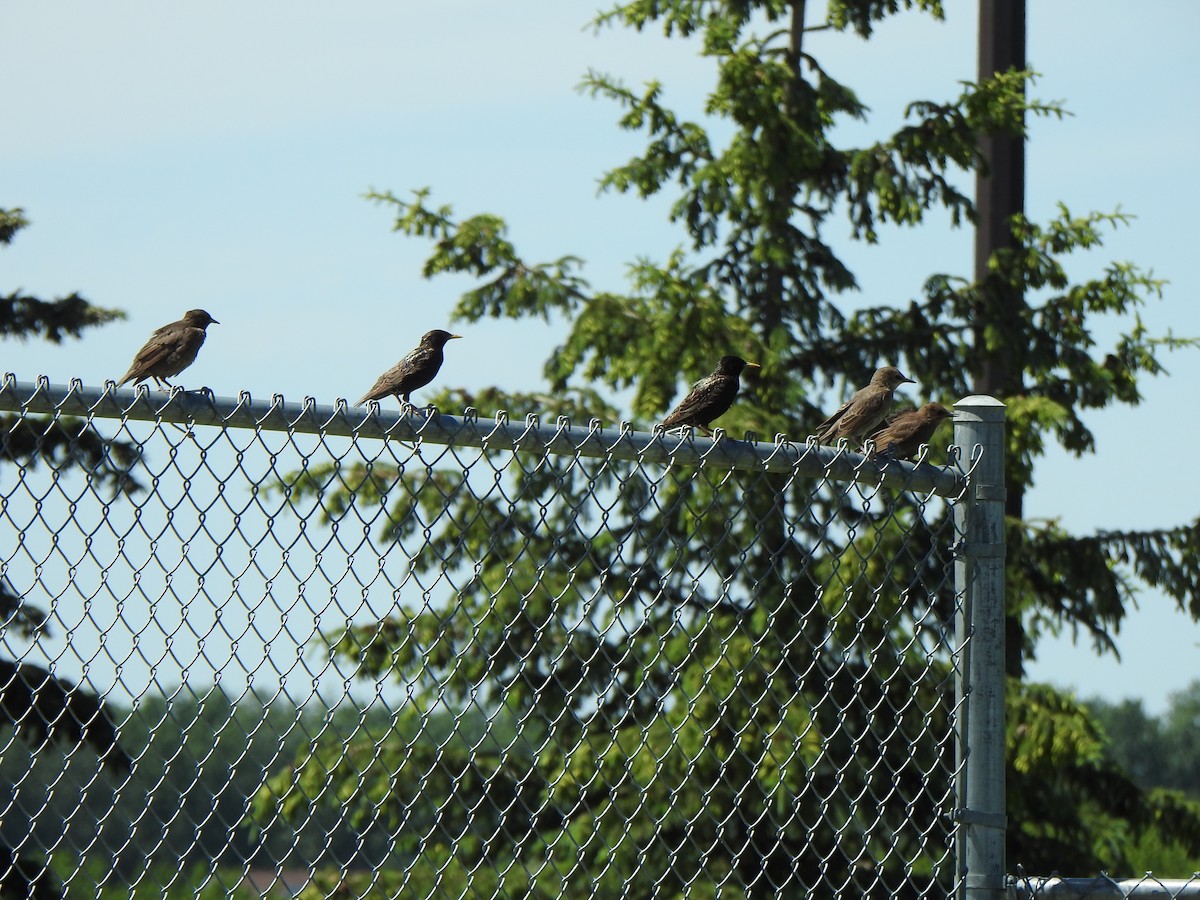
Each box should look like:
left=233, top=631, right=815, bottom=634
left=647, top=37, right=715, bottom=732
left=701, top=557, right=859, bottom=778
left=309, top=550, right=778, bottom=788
left=2, top=1, right=1199, bottom=714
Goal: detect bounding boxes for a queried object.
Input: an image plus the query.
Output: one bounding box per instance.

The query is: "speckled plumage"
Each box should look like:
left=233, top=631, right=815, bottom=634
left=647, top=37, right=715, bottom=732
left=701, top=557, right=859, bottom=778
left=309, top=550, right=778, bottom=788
left=118, top=309, right=218, bottom=388
left=661, top=356, right=759, bottom=432
left=358, top=329, right=461, bottom=407
left=815, top=365, right=913, bottom=444
left=869, top=402, right=953, bottom=460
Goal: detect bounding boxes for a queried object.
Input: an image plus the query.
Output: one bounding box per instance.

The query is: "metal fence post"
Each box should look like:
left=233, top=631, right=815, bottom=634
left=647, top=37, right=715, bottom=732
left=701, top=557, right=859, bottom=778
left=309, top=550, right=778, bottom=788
left=953, top=395, right=1007, bottom=900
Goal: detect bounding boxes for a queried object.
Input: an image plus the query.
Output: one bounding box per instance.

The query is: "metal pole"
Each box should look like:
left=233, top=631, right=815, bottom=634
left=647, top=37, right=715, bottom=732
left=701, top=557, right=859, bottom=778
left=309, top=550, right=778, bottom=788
left=1010, top=876, right=1200, bottom=899
left=953, top=395, right=1007, bottom=900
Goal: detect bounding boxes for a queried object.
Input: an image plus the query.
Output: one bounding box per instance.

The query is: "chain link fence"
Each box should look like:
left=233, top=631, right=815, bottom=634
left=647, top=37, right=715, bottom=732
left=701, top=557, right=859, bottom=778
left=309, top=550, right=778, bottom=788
left=0, top=376, right=997, bottom=898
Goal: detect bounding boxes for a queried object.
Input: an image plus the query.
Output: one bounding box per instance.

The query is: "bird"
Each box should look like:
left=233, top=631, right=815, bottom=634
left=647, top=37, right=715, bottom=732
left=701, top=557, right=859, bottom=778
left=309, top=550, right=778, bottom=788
left=869, top=402, right=953, bottom=460
left=118, top=309, right=218, bottom=389
left=358, top=329, right=462, bottom=407
left=660, top=355, right=760, bottom=434
left=814, top=365, right=914, bottom=445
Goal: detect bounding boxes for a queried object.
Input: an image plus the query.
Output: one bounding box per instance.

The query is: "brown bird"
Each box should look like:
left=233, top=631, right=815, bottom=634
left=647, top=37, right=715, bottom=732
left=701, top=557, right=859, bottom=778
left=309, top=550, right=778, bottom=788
left=118, top=309, right=218, bottom=389
left=869, top=403, right=953, bottom=460
left=815, top=365, right=914, bottom=445
left=358, top=329, right=462, bottom=407
left=661, top=355, right=760, bottom=434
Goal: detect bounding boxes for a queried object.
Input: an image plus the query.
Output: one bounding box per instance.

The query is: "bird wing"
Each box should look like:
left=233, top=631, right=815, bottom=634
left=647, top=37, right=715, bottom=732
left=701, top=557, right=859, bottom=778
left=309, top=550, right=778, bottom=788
left=661, top=374, right=719, bottom=428
left=877, top=412, right=920, bottom=440
left=358, top=346, right=436, bottom=404
left=814, top=396, right=854, bottom=441
left=871, top=410, right=924, bottom=457
left=835, top=386, right=893, bottom=438
left=119, top=324, right=200, bottom=384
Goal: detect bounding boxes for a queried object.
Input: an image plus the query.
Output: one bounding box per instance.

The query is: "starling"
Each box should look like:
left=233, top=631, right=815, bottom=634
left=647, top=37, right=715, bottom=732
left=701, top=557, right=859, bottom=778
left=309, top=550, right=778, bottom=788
left=118, top=309, right=218, bottom=389
left=660, top=355, right=760, bottom=434
left=869, top=402, right=953, bottom=460
left=358, top=329, right=462, bottom=407
left=814, top=365, right=914, bottom=445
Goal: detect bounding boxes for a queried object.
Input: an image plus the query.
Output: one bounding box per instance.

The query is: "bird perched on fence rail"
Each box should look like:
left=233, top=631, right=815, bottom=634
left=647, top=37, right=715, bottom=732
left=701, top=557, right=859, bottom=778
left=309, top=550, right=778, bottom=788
left=814, top=365, right=913, bottom=445
left=118, top=309, right=218, bottom=389
left=869, top=402, right=953, bottom=460
left=358, top=329, right=462, bottom=408
left=660, top=355, right=760, bottom=435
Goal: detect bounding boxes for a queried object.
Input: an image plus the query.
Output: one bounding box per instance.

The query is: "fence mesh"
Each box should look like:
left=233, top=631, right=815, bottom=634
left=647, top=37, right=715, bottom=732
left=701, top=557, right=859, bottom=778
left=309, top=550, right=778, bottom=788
left=1, top=378, right=972, bottom=899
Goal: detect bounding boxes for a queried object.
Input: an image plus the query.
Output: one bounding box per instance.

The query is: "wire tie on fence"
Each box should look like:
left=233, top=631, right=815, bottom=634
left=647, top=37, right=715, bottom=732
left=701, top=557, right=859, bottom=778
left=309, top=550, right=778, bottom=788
left=954, top=807, right=1007, bottom=830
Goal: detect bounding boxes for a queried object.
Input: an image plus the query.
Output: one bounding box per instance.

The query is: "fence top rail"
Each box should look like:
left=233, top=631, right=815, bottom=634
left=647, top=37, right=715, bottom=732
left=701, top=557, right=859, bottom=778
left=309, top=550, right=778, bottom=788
left=1, top=375, right=969, bottom=497
left=1008, top=875, right=1200, bottom=898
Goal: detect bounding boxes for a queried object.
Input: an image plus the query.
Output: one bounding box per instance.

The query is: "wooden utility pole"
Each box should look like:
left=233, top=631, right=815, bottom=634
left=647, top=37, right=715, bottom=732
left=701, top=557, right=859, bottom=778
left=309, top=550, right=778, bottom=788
left=975, top=0, right=1027, bottom=679
left=973, top=0, right=1026, bottom=397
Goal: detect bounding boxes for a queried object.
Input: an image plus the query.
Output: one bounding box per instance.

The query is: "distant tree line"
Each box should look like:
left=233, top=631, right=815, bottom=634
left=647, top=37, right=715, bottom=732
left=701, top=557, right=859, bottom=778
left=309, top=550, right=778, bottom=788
left=1081, top=682, right=1200, bottom=874
left=0, top=685, right=531, bottom=895
left=1088, top=682, right=1200, bottom=798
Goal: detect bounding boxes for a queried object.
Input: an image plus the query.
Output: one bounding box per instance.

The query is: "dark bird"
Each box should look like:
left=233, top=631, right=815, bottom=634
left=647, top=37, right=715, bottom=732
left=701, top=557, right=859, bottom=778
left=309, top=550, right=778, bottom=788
left=660, top=355, right=760, bottom=434
left=869, top=402, right=953, bottom=460
left=118, top=309, right=218, bottom=389
left=358, top=329, right=462, bottom=407
left=815, top=365, right=914, bottom=445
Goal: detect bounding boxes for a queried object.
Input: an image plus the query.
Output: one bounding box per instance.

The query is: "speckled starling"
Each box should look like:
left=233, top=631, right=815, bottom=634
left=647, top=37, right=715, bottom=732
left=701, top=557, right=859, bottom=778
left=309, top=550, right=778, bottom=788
left=118, top=309, right=218, bottom=389
left=870, top=402, right=953, bottom=460
left=815, top=365, right=914, bottom=445
left=358, top=329, right=462, bottom=407
left=660, top=355, right=760, bottom=433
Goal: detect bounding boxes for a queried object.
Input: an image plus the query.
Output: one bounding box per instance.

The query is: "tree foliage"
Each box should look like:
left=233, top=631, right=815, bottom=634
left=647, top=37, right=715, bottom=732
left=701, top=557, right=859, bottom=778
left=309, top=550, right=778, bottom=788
left=1009, top=681, right=1200, bottom=874
left=1, top=207, right=135, bottom=898
left=257, top=0, right=1199, bottom=891
left=1, top=208, right=141, bottom=495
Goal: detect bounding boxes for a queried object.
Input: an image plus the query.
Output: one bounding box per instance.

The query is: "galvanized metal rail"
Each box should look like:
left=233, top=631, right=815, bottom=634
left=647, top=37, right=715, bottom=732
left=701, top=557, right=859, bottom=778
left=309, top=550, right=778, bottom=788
left=0, top=375, right=968, bottom=497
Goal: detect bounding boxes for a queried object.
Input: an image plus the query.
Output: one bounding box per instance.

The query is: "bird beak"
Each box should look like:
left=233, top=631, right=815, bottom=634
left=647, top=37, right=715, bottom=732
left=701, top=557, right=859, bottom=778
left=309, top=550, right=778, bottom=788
left=450, top=334, right=463, bottom=340
left=745, top=362, right=762, bottom=372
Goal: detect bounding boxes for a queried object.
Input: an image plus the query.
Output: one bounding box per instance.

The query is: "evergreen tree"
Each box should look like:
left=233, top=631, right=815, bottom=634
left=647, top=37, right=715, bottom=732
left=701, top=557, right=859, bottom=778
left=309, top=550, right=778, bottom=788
left=1, top=208, right=138, bottom=492
left=260, top=1, right=1200, bottom=891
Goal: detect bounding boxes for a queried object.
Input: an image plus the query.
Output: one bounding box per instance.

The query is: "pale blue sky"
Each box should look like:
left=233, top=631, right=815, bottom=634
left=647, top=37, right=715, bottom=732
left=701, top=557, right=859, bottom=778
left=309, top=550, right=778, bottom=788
left=3, top=2, right=1198, bottom=712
